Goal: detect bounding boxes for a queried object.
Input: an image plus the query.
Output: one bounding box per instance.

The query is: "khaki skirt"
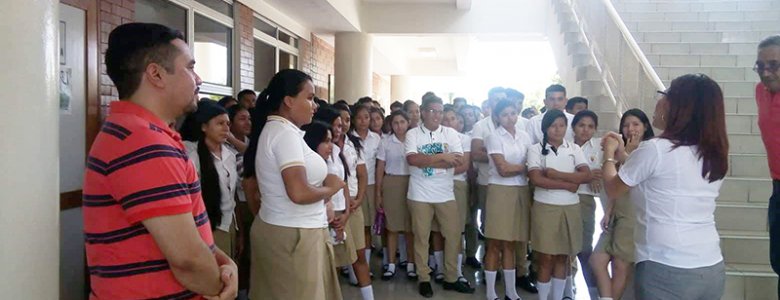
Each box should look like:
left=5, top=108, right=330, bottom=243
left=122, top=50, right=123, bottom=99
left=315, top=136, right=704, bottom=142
left=531, top=201, right=583, bottom=256
left=485, top=184, right=532, bottom=242
left=579, top=194, right=597, bottom=252
left=333, top=212, right=358, bottom=266
left=594, top=196, right=635, bottom=262
left=213, top=218, right=236, bottom=258
left=454, top=180, right=470, bottom=230
left=348, top=207, right=367, bottom=249
left=361, top=185, right=376, bottom=227
left=382, top=175, right=411, bottom=232
left=250, top=218, right=342, bottom=300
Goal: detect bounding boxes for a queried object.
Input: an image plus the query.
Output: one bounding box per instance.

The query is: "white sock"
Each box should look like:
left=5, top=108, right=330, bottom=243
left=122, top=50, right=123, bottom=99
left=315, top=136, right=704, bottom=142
left=599, top=298, right=614, bottom=300
left=348, top=265, right=358, bottom=285
left=364, top=248, right=372, bottom=264
left=503, top=269, right=520, bottom=299
left=360, top=285, right=374, bottom=300
left=485, top=270, right=498, bottom=300
left=382, top=247, right=389, bottom=265
left=552, top=278, right=566, bottom=300
left=434, top=251, right=444, bottom=274
left=564, top=275, right=574, bottom=298
left=429, top=254, right=437, bottom=270
left=399, top=235, right=408, bottom=262
left=457, top=254, right=464, bottom=277
left=386, top=263, right=396, bottom=274
left=407, top=262, right=415, bottom=273
left=537, top=280, right=551, bottom=300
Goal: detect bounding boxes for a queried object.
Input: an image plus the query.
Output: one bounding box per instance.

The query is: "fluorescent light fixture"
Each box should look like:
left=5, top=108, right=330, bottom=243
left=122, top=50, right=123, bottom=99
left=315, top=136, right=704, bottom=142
left=418, top=47, right=438, bottom=58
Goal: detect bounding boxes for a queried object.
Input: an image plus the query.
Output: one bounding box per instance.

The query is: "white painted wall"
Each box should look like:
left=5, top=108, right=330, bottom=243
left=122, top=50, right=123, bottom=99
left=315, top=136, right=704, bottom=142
left=335, top=32, right=373, bottom=103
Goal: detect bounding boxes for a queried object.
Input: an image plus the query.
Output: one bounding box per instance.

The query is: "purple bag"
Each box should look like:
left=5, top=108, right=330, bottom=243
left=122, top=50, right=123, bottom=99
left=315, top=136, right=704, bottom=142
left=372, top=208, right=385, bottom=236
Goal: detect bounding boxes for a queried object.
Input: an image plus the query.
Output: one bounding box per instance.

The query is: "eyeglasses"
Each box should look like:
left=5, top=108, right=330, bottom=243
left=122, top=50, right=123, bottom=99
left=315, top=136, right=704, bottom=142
left=655, top=90, right=668, bottom=101
left=753, top=62, right=780, bottom=74
left=426, top=109, right=444, bottom=115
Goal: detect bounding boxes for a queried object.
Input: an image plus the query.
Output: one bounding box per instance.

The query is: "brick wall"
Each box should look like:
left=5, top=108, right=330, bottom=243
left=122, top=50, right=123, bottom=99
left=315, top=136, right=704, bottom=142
left=299, top=34, right=335, bottom=100
left=98, top=0, right=134, bottom=118
left=236, top=3, right=254, bottom=90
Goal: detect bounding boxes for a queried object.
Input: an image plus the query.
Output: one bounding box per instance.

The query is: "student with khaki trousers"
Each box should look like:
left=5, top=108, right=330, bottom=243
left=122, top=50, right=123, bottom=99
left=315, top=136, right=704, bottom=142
left=405, top=95, right=476, bottom=298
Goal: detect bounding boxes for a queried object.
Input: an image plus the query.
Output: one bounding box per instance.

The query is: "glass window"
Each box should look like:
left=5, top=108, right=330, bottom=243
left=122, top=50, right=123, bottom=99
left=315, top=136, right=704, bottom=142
left=253, top=17, right=277, bottom=37
left=135, top=0, right=187, bottom=36
left=194, top=0, right=232, bottom=17
left=279, top=51, right=297, bottom=70
left=194, top=14, right=232, bottom=86
left=278, top=31, right=298, bottom=48
left=254, top=39, right=276, bottom=89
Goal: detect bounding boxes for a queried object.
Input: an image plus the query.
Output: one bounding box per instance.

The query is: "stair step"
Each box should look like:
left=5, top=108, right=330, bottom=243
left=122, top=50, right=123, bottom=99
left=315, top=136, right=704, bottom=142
left=721, top=230, right=768, bottom=265
left=725, top=271, right=778, bottom=300
left=621, top=11, right=779, bottom=22
left=725, top=114, right=759, bottom=134
left=729, top=154, right=770, bottom=178
left=719, top=176, right=772, bottom=204
left=659, top=79, right=755, bottom=97
left=632, top=31, right=777, bottom=43
left=715, top=202, right=768, bottom=232
left=728, top=133, right=766, bottom=155
left=626, top=20, right=780, bottom=32
left=639, top=42, right=758, bottom=55
left=646, top=54, right=755, bottom=68
left=653, top=66, right=757, bottom=82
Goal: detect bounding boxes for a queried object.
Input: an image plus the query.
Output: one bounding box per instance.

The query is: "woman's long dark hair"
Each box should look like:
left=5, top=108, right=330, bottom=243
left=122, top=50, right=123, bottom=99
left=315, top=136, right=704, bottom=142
left=180, top=100, right=228, bottom=230
left=314, top=105, right=350, bottom=178
left=243, top=69, right=313, bottom=178
left=302, top=121, right=332, bottom=154
left=334, top=103, right=363, bottom=158
left=620, top=108, right=655, bottom=144
left=541, top=109, right=567, bottom=156
left=388, top=109, right=410, bottom=135
left=661, top=73, right=729, bottom=182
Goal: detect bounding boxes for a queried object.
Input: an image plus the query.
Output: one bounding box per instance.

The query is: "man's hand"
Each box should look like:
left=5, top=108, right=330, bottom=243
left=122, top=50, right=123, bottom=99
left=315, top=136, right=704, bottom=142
left=204, top=264, right=238, bottom=300
left=565, top=182, right=579, bottom=193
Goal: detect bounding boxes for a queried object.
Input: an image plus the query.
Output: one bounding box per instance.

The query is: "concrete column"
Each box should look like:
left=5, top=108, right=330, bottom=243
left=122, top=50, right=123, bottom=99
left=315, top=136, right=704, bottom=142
left=334, top=32, right=372, bottom=104
left=391, top=75, right=413, bottom=102
left=0, top=0, right=60, bottom=298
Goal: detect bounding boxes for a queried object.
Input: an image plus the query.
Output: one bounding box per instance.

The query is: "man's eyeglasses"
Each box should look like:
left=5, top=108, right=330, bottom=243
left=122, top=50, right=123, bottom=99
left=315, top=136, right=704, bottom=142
left=753, top=62, right=780, bottom=74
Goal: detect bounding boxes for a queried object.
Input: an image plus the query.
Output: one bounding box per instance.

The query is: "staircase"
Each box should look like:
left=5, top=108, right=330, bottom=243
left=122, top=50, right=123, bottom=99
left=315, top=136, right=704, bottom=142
left=550, top=0, right=780, bottom=299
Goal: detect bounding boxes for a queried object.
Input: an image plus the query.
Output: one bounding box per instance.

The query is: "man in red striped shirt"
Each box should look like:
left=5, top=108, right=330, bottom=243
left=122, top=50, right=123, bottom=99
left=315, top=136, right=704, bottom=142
left=83, top=23, right=237, bottom=299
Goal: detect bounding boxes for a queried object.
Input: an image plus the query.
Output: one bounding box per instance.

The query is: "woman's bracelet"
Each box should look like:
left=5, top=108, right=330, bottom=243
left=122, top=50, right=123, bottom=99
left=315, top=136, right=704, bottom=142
left=602, top=158, right=618, bottom=166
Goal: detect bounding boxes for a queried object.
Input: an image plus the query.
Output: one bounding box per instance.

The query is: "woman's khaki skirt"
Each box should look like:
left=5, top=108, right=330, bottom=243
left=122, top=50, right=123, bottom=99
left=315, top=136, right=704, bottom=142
left=454, top=180, right=470, bottom=231
left=348, top=206, right=367, bottom=249
left=213, top=218, right=236, bottom=258
left=594, top=196, right=636, bottom=262
left=361, top=184, right=377, bottom=226
left=531, top=201, right=583, bottom=256
left=382, top=175, right=412, bottom=232
left=333, top=212, right=358, bottom=266
left=485, top=184, right=532, bottom=242
left=250, top=217, right=342, bottom=300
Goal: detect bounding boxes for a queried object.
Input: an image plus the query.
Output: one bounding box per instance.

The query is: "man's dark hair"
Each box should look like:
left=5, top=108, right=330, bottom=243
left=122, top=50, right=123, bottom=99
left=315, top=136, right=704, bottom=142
left=105, top=23, right=185, bottom=99
left=390, top=101, right=403, bottom=110
left=421, top=94, right=443, bottom=110
left=237, top=89, right=256, bottom=100
left=217, top=96, right=237, bottom=107
left=758, top=35, right=780, bottom=49
left=488, top=86, right=505, bottom=99
left=545, top=84, right=567, bottom=98
left=566, top=96, right=589, bottom=110
left=505, top=88, right=525, bottom=102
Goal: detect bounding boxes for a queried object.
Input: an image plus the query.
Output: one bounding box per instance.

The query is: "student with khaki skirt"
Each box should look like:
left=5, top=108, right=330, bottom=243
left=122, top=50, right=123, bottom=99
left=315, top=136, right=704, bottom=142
left=351, top=105, right=382, bottom=259
left=375, top=110, right=418, bottom=280
left=442, top=105, right=473, bottom=283
left=527, top=109, right=592, bottom=300
left=570, top=110, right=604, bottom=299
left=405, top=95, right=476, bottom=298
left=483, top=100, right=533, bottom=300
left=590, top=108, right=655, bottom=300
left=245, top=69, right=345, bottom=300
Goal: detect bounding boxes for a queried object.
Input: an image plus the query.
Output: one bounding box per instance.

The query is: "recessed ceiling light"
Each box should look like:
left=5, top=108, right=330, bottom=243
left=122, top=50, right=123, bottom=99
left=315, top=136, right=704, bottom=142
left=418, top=47, right=437, bottom=57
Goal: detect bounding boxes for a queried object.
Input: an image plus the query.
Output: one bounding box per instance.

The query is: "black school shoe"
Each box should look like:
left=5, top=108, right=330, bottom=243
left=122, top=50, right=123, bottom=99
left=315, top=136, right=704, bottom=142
left=443, top=280, right=476, bottom=294
left=419, top=282, right=434, bottom=298
left=465, top=256, right=482, bottom=269
left=516, top=275, right=538, bottom=293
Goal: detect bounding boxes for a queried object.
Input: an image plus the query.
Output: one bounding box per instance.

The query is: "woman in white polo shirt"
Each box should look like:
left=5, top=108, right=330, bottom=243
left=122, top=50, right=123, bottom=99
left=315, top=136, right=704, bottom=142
left=601, top=74, right=729, bottom=300
left=442, top=105, right=472, bottom=284
left=590, top=108, right=655, bottom=300
left=351, top=105, right=382, bottom=261
left=245, top=70, right=345, bottom=300
left=375, top=110, right=417, bottom=280
left=482, top=100, right=533, bottom=300
left=527, top=109, right=592, bottom=300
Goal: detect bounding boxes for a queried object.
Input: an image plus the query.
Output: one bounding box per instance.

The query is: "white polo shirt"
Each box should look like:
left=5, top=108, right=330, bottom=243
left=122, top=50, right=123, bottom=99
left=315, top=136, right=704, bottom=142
left=256, top=116, right=328, bottom=228
left=485, top=126, right=533, bottom=186
left=343, top=138, right=365, bottom=198
left=185, top=141, right=238, bottom=232
left=527, top=139, right=589, bottom=205
left=327, top=145, right=348, bottom=212
left=405, top=124, right=463, bottom=203
left=577, top=137, right=604, bottom=196
left=377, top=134, right=410, bottom=176
left=354, top=131, right=381, bottom=185
left=471, top=117, right=529, bottom=186
left=618, top=138, right=724, bottom=269
left=526, top=110, right=575, bottom=145
left=454, top=132, right=472, bottom=182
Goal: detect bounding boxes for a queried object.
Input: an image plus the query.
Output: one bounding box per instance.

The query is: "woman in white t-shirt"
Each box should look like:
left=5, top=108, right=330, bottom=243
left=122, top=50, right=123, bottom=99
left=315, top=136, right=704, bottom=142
left=482, top=100, right=533, bottom=300
left=527, top=109, right=592, bottom=300
left=244, top=70, right=345, bottom=300
left=601, top=74, right=729, bottom=300
left=181, top=100, right=239, bottom=257
left=375, top=110, right=417, bottom=280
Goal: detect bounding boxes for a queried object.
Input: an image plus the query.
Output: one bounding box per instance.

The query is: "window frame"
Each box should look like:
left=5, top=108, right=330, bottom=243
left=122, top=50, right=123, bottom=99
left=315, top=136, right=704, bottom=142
left=251, top=14, right=300, bottom=90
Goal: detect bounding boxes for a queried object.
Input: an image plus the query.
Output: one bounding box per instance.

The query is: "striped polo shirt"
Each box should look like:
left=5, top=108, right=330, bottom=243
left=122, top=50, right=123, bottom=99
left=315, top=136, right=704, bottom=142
left=83, top=101, right=214, bottom=299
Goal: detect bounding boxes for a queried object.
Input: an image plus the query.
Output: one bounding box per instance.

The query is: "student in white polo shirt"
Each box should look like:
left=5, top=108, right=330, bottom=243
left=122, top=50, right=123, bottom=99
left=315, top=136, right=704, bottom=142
left=526, top=84, right=575, bottom=144
left=406, top=95, right=475, bottom=298
left=527, top=109, right=592, bottom=300
left=245, top=69, right=345, bottom=300
left=482, top=100, right=533, bottom=300
left=442, top=105, right=472, bottom=284
left=350, top=105, right=382, bottom=261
